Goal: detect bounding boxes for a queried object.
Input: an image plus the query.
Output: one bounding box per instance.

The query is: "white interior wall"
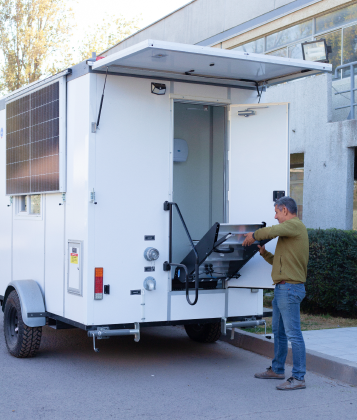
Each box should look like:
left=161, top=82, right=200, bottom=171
left=172, top=103, right=225, bottom=264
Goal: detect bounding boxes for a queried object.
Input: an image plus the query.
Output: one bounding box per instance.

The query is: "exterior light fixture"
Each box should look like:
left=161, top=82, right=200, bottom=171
left=301, top=39, right=332, bottom=63
left=151, top=82, right=166, bottom=95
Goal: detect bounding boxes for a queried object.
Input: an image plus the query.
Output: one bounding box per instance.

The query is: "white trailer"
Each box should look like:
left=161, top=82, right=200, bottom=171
left=0, top=40, right=330, bottom=356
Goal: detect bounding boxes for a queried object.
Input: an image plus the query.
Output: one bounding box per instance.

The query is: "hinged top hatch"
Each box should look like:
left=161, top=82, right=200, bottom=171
left=92, top=39, right=332, bottom=88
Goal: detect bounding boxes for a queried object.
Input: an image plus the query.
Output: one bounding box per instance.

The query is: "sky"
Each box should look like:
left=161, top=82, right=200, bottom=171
left=71, top=0, right=191, bottom=46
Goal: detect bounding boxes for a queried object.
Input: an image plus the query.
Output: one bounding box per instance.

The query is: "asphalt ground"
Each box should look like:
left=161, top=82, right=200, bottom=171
left=1, top=318, right=357, bottom=420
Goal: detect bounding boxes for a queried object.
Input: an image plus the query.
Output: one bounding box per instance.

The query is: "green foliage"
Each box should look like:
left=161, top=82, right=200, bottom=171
left=302, top=229, right=357, bottom=317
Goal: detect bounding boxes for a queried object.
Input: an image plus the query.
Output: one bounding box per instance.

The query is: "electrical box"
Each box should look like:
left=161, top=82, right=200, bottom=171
left=67, top=241, right=82, bottom=296
left=174, top=138, right=188, bottom=162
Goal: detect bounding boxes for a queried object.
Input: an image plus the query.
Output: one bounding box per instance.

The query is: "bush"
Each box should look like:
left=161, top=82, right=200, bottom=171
left=302, top=229, right=357, bottom=317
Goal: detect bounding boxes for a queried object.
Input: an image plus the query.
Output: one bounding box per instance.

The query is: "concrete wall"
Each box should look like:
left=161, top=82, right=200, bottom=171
left=264, top=73, right=357, bottom=229
left=103, top=0, right=295, bottom=56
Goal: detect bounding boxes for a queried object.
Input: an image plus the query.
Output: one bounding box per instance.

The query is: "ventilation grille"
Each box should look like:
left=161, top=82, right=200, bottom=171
left=6, top=82, right=60, bottom=194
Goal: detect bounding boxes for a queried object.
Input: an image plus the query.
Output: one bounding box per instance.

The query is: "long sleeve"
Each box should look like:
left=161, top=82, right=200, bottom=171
left=254, top=219, right=300, bottom=241
left=261, top=250, right=274, bottom=265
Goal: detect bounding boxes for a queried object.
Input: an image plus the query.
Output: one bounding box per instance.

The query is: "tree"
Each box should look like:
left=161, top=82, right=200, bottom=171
left=78, top=14, right=141, bottom=61
left=0, top=1, right=141, bottom=95
left=0, top=0, right=75, bottom=93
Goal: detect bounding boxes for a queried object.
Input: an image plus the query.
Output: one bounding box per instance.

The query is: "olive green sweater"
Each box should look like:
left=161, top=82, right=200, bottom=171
left=253, top=217, right=309, bottom=284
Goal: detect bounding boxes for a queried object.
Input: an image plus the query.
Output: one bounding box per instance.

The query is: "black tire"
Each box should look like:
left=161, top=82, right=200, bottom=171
left=184, top=321, right=221, bottom=343
left=4, top=290, right=42, bottom=358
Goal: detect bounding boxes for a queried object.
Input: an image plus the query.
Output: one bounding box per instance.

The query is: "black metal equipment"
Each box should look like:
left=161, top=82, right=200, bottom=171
left=163, top=201, right=270, bottom=306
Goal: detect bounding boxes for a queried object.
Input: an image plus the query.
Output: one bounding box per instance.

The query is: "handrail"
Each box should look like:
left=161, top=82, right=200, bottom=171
left=334, top=61, right=357, bottom=120
left=163, top=201, right=200, bottom=305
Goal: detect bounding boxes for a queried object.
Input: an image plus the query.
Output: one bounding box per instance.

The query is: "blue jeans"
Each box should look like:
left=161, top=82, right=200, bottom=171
left=272, top=283, right=306, bottom=381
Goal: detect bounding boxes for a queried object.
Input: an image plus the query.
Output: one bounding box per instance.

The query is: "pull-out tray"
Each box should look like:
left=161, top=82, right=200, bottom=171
left=175, top=222, right=270, bottom=283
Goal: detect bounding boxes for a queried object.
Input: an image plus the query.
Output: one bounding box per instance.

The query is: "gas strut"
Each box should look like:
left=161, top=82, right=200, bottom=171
left=163, top=201, right=199, bottom=305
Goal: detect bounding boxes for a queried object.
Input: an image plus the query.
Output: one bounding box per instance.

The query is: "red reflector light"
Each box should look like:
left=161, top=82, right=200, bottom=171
left=94, top=267, right=103, bottom=300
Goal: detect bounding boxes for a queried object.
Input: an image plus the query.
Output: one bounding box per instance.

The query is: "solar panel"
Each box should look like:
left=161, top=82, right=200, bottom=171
left=6, top=82, right=61, bottom=194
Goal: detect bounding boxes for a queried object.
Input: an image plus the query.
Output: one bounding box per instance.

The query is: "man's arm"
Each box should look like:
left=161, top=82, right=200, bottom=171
left=254, top=220, right=299, bottom=241
left=261, top=250, right=274, bottom=265
left=258, top=244, right=274, bottom=265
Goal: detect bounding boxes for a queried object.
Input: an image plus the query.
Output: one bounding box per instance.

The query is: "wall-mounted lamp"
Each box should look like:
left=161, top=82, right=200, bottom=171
left=301, top=39, right=332, bottom=63
left=151, top=83, right=166, bottom=95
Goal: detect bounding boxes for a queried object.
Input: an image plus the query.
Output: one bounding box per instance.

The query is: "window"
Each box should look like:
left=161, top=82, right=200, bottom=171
left=233, top=38, right=264, bottom=54
left=315, top=3, right=357, bottom=34
left=288, top=42, right=306, bottom=59
left=17, top=195, right=41, bottom=216
left=232, top=4, right=357, bottom=75
left=266, top=21, right=312, bottom=51
left=266, top=48, right=287, bottom=58
left=290, top=153, right=304, bottom=221
left=353, top=147, right=357, bottom=230
left=342, top=24, right=357, bottom=77
left=323, top=30, right=342, bottom=74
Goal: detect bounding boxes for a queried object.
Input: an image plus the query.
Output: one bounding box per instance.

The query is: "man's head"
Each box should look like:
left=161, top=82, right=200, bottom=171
left=274, top=196, right=297, bottom=224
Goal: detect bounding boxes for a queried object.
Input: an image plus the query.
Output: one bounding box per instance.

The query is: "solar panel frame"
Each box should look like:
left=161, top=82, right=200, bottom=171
left=5, top=77, right=66, bottom=195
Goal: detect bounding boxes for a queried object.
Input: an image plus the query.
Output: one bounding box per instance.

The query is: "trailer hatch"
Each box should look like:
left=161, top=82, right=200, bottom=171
left=92, top=39, right=332, bottom=87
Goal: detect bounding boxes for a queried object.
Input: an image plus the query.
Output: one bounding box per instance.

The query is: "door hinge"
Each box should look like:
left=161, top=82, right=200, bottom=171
left=90, top=189, right=96, bottom=202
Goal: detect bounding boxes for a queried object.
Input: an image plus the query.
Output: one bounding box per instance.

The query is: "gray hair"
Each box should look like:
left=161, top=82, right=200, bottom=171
left=274, top=196, right=297, bottom=215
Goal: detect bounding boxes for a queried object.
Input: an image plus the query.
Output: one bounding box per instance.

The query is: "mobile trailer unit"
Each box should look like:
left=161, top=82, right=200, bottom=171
left=0, top=40, right=331, bottom=357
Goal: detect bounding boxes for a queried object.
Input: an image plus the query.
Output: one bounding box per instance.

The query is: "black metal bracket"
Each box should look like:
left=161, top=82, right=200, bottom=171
left=28, top=312, right=48, bottom=318
left=163, top=261, right=171, bottom=271
left=163, top=201, right=200, bottom=305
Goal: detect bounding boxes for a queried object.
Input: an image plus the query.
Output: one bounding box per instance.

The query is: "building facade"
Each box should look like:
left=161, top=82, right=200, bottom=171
left=104, top=0, right=357, bottom=229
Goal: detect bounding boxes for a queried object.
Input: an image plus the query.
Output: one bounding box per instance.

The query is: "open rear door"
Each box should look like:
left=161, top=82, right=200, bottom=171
left=227, top=103, right=289, bottom=289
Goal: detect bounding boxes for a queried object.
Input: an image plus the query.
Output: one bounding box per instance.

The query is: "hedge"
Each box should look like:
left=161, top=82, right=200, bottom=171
left=301, top=229, right=357, bottom=317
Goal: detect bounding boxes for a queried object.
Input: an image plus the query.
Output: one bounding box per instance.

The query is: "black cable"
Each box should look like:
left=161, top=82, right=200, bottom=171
left=96, top=66, right=109, bottom=128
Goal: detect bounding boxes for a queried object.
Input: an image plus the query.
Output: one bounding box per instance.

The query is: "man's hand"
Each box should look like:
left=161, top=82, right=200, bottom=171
left=242, top=232, right=255, bottom=247
left=257, top=244, right=265, bottom=255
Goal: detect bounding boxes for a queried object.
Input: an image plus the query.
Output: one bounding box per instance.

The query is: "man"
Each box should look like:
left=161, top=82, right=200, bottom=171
left=242, top=196, right=309, bottom=391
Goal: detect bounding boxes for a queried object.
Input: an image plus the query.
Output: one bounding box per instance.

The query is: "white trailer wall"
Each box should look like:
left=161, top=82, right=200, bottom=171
left=64, top=73, right=92, bottom=325
left=0, top=109, right=11, bottom=295
left=91, top=75, right=172, bottom=325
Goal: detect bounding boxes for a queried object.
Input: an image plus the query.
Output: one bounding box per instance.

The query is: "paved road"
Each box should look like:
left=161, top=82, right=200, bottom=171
left=1, top=318, right=356, bottom=420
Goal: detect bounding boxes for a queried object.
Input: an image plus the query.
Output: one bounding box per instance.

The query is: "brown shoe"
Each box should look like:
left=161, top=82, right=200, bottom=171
left=254, top=366, right=285, bottom=379
left=276, top=376, right=306, bottom=390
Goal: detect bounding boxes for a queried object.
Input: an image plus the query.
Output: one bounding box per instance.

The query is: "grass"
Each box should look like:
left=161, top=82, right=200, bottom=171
left=242, top=293, right=357, bottom=335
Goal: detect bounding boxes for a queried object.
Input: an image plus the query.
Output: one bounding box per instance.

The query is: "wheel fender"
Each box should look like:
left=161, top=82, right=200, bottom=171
left=2, top=280, right=46, bottom=327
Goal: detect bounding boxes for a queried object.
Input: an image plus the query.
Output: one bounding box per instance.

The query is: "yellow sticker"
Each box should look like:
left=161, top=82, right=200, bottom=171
left=70, top=253, right=78, bottom=264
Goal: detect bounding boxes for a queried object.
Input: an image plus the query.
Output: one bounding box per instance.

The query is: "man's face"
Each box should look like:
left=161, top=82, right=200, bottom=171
left=274, top=205, right=288, bottom=223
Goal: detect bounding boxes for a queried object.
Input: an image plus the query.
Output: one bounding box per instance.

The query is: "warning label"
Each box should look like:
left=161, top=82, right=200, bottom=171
left=70, top=253, right=78, bottom=264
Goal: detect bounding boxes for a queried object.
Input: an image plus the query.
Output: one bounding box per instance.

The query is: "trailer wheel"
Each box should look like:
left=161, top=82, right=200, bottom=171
left=3, top=290, right=42, bottom=358
left=184, top=321, right=221, bottom=343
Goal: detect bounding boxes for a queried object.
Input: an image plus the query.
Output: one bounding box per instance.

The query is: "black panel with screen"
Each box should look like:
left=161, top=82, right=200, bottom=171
left=6, top=82, right=60, bottom=194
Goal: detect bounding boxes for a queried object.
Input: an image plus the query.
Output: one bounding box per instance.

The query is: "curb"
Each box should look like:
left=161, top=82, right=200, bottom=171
left=220, top=329, right=357, bottom=386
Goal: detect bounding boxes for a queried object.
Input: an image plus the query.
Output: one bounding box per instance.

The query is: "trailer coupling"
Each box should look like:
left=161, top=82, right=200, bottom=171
left=221, top=317, right=266, bottom=340
left=88, top=323, right=140, bottom=352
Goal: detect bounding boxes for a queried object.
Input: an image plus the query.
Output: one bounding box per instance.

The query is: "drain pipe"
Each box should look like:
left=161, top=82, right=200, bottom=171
left=221, top=318, right=266, bottom=340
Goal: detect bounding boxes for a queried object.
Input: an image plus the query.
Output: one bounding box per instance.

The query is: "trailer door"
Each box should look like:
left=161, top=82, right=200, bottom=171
left=227, top=103, right=289, bottom=289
